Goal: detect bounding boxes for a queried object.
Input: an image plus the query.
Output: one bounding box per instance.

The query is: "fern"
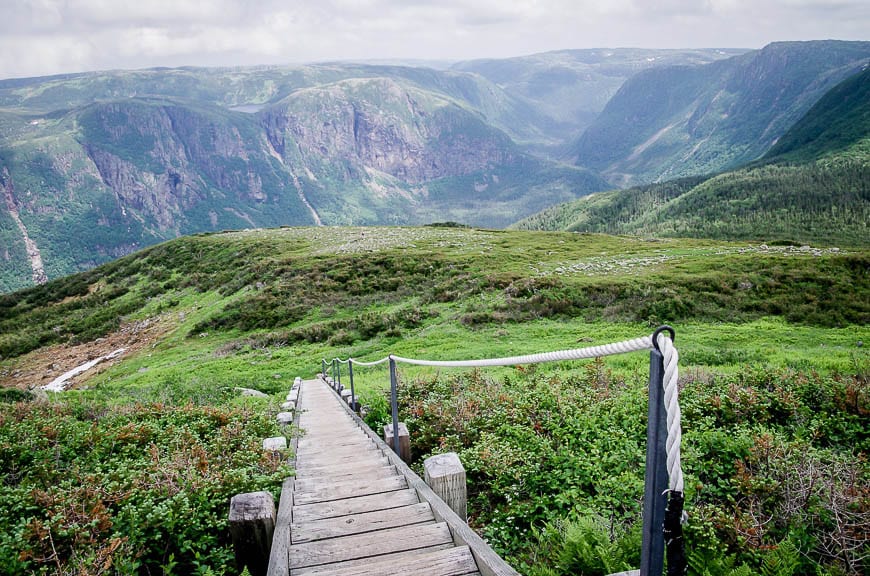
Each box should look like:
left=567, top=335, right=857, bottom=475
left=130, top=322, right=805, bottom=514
left=761, top=536, right=801, bottom=576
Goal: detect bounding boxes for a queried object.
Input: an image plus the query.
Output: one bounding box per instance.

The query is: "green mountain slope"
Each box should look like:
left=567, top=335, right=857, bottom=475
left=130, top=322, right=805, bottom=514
left=570, top=40, right=870, bottom=186
left=0, top=67, right=609, bottom=292
left=515, top=67, right=870, bottom=246
left=452, top=48, right=743, bottom=152
left=0, top=226, right=867, bottom=575
left=763, top=65, right=870, bottom=163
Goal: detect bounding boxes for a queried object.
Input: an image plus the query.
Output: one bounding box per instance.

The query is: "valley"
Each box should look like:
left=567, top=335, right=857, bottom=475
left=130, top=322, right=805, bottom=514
left=2, top=41, right=867, bottom=292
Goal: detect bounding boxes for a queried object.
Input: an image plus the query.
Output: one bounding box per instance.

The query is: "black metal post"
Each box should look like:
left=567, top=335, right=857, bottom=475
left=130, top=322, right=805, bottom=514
left=641, top=339, right=669, bottom=576
left=389, top=357, right=400, bottom=455
left=332, top=359, right=337, bottom=387
left=348, top=360, right=357, bottom=413
left=321, top=359, right=326, bottom=378
left=336, top=360, right=341, bottom=390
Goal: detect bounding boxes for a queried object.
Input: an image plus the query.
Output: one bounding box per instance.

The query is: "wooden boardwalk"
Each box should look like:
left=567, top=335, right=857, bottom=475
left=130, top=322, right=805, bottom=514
left=267, top=377, right=516, bottom=576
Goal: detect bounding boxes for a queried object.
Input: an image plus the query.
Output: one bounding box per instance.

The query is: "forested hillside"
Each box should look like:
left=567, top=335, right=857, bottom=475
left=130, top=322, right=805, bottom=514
left=569, top=40, right=870, bottom=186
left=515, top=65, right=870, bottom=246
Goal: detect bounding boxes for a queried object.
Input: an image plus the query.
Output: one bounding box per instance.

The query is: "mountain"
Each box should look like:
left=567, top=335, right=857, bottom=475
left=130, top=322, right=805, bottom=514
left=452, top=48, right=744, bottom=152
left=2, top=42, right=868, bottom=293
left=0, top=66, right=608, bottom=292
left=569, top=40, right=870, bottom=186
left=513, top=66, right=870, bottom=247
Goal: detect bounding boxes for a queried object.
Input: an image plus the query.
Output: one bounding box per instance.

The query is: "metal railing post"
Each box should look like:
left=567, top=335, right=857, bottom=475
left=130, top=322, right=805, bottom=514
left=348, top=360, right=356, bottom=413
left=321, top=359, right=326, bottom=377
left=389, top=356, right=400, bottom=454
left=332, top=359, right=337, bottom=385
left=336, top=360, right=341, bottom=389
left=640, top=335, right=669, bottom=576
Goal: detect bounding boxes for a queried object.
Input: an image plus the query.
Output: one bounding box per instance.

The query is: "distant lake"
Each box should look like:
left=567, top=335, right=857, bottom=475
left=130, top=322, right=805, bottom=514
left=229, top=104, right=266, bottom=113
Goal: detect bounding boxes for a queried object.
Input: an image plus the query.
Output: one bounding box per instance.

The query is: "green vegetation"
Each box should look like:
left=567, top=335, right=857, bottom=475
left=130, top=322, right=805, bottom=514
left=376, top=365, right=866, bottom=575
left=0, top=395, right=289, bottom=575
left=570, top=40, right=870, bottom=185
left=0, top=227, right=867, bottom=574
left=515, top=66, right=870, bottom=248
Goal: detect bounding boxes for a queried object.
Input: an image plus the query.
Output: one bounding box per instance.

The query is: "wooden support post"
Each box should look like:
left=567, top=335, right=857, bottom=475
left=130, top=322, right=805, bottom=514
left=340, top=389, right=353, bottom=405
left=229, top=491, right=276, bottom=576
left=383, top=422, right=411, bottom=463
left=276, top=412, right=293, bottom=426
left=280, top=401, right=295, bottom=411
left=424, top=452, right=467, bottom=522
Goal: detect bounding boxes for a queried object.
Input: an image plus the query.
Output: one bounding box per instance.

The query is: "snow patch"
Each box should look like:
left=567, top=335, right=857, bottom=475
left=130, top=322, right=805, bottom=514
left=42, top=348, right=126, bottom=392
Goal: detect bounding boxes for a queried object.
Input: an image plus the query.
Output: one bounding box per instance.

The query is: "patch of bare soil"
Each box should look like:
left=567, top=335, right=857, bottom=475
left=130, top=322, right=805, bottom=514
left=0, top=314, right=176, bottom=391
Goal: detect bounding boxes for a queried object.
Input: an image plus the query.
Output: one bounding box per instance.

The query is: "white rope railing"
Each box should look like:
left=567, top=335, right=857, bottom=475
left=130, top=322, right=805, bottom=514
left=658, top=333, right=683, bottom=494
left=391, top=335, right=653, bottom=367
left=319, top=327, right=686, bottom=573
left=326, top=332, right=683, bottom=495
left=349, top=357, right=390, bottom=366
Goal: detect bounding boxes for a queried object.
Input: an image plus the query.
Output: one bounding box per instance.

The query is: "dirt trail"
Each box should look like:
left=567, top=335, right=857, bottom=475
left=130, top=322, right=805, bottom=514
left=0, top=315, right=174, bottom=391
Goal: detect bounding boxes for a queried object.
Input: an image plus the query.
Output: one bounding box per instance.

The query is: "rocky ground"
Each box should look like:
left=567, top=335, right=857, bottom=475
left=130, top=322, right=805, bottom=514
left=0, top=314, right=174, bottom=391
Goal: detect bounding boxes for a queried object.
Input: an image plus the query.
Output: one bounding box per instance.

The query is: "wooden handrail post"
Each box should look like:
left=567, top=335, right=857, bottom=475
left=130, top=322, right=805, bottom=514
left=229, top=491, right=275, bottom=576
left=348, top=359, right=357, bottom=413
left=425, top=452, right=467, bottom=521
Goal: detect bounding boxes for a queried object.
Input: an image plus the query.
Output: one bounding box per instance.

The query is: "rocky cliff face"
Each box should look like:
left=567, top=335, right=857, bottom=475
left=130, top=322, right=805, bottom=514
left=263, top=78, right=517, bottom=186
left=1, top=67, right=609, bottom=291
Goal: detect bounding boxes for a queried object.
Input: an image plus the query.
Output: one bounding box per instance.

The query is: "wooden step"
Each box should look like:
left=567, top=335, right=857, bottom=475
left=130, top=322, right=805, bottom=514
left=292, top=489, right=420, bottom=523
left=291, top=502, right=434, bottom=543
left=294, top=466, right=398, bottom=490
left=293, top=475, right=407, bottom=505
left=290, top=545, right=479, bottom=576
left=296, top=458, right=391, bottom=478
left=288, top=522, right=454, bottom=569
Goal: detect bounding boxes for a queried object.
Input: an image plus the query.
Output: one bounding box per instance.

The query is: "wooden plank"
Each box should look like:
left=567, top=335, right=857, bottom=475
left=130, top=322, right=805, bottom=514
left=288, top=522, right=453, bottom=569
left=267, top=477, right=294, bottom=576
left=296, top=449, right=384, bottom=469
left=297, top=436, right=372, bottom=450
left=293, top=475, right=407, bottom=505
left=292, top=489, right=420, bottom=523
left=296, top=441, right=380, bottom=456
left=293, top=466, right=397, bottom=491
left=290, top=545, right=468, bottom=576
left=295, top=458, right=391, bottom=478
left=291, top=502, right=434, bottom=543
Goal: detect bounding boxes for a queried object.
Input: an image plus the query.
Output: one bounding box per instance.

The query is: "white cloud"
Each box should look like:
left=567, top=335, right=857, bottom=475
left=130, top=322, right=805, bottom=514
left=0, top=0, right=866, bottom=78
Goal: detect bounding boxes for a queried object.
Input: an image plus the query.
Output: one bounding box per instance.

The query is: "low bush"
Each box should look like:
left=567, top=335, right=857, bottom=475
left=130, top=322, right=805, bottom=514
left=364, top=365, right=868, bottom=575
left=0, top=397, right=290, bottom=575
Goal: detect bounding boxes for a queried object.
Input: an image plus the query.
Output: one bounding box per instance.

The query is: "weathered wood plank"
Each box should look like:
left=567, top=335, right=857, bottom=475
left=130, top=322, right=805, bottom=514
left=293, top=475, right=407, bottom=505
left=266, top=477, right=294, bottom=576
left=297, top=437, right=372, bottom=450
left=296, top=449, right=384, bottom=469
left=293, top=466, right=398, bottom=491
left=295, top=458, right=391, bottom=479
left=292, top=488, right=420, bottom=523
left=288, top=522, right=453, bottom=569
left=291, top=502, right=434, bottom=543
left=291, top=545, right=476, bottom=576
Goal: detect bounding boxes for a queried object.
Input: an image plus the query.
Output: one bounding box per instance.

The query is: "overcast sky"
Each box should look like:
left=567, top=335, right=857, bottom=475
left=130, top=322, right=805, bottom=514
left=1, top=0, right=867, bottom=79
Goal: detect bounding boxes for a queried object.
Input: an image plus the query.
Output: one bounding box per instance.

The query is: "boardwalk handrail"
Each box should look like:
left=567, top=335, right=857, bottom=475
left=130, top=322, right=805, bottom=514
left=321, top=326, right=685, bottom=576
